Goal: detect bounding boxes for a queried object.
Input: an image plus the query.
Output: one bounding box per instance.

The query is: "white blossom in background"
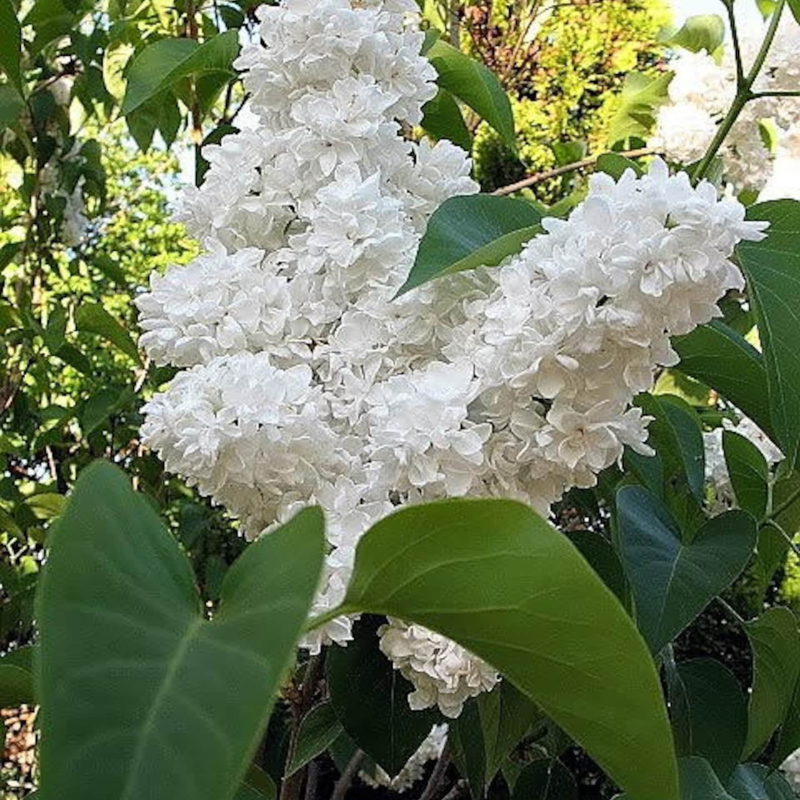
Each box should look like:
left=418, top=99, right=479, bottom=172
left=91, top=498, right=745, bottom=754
left=652, top=17, right=800, bottom=192
left=782, top=749, right=800, bottom=791
left=379, top=619, right=500, bottom=718
left=703, top=412, right=784, bottom=512
left=360, top=724, right=448, bottom=790
left=138, top=0, right=767, bottom=717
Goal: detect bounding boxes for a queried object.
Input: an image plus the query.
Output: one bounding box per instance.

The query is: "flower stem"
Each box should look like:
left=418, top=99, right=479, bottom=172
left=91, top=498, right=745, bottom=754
left=694, top=0, right=786, bottom=182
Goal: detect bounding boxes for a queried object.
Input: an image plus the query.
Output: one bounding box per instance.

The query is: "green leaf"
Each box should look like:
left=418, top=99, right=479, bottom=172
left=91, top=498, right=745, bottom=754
left=723, top=431, right=770, bottom=520
left=37, top=461, right=325, bottom=800
left=565, top=530, right=628, bottom=604
left=285, top=702, right=343, bottom=777
left=102, top=40, right=135, bottom=100
left=399, top=195, right=542, bottom=295
left=75, top=302, right=140, bottom=363
left=727, top=763, right=798, bottom=799
left=743, top=607, right=800, bottom=759
left=617, top=486, right=757, bottom=653
left=673, top=321, right=773, bottom=441
left=0, top=83, right=25, bottom=130
left=450, top=700, right=487, bottom=800
left=595, top=152, right=644, bottom=180
left=671, top=659, right=747, bottom=780
left=737, top=200, right=800, bottom=469
left=426, top=39, right=515, bottom=150
left=664, top=15, right=725, bottom=54
left=332, top=499, right=680, bottom=800
left=327, top=616, right=439, bottom=776
left=618, top=757, right=737, bottom=800
left=511, top=759, right=577, bottom=800
left=122, top=31, right=239, bottom=115
left=0, top=0, right=22, bottom=93
left=608, top=71, right=673, bottom=146
left=637, top=393, right=705, bottom=502
left=421, top=88, right=472, bottom=152
left=478, top=682, right=540, bottom=789
left=0, top=658, right=34, bottom=707
left=789, top=0, right=800, bottom=25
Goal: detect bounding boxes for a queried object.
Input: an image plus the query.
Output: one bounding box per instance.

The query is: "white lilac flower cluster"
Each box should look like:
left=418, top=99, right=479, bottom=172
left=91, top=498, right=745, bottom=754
left=360, top=724, right=448, bottom=789
left=703, top=413, right=783, bottom=512
left=379, top=619, right=499, bottom=718
left=137, top=0, right=767, bottom=718
left=652, top=17, right=800, bottom=191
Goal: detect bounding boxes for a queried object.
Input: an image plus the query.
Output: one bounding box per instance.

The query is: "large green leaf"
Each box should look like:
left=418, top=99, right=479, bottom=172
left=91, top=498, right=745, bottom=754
left=421, top=88, right=472, bottom=152
left=723, top=431, right=770, bottom=520
left=37, top=461, right=325, bottom=800
left=122, top=31, right=239, bottom=115
left=671, top=659, right=747, bottom=780
left=737, top=200, right=800, bottom=469
left=673, top=321, right=773, bottom=441
left=773, top=677, right=800, bottom=767
left=426, top=38, right=515, bottom=150
left=327, top=616, right=439, bottom=777
left=75, top=302, right=140, bottom=363
left=0, top=0, right=22, bottom=93
left=325, top=499, right=680, bottom=800
left=743, top=607, right=800, bottom=759
left=608, top=71, right=673, bottom=146
left=617, top=486, right=757, bottom=653
left=399, top=194, right=542, bottom=295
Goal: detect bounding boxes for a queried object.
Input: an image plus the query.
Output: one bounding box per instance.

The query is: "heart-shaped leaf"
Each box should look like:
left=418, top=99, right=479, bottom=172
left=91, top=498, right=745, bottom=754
left=324, top=499, right=680, bottom=800
left=37, top=461, right=325, bottom=800
left=617, top=485, right=757, bottom=653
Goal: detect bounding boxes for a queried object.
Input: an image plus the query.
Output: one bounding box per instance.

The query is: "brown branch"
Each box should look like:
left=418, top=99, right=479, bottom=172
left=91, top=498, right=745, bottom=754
left=330, top=749, right=365, bottom=800
left=492, top=147, right=658, bottom=196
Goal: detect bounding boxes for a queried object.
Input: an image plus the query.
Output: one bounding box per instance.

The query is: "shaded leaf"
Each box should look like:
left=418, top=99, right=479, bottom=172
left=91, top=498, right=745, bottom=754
left=673, top=321, right=773, bottom=441
left=672, top=659, right=747, bottom=780
left=511, top=759, right=577, bottom=800
left=723, top=431, right=770, bottom=520
left=617, top=485, right=757, bottom=653
left=743, top=607, right=800, bottom=759
left=327, top=616, right=439, bottom=777
left=285, top=702, right=343, bottom=777
left=0, top=0, right=22, bottom=93
left=421, top=88, right=472, bottom=152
